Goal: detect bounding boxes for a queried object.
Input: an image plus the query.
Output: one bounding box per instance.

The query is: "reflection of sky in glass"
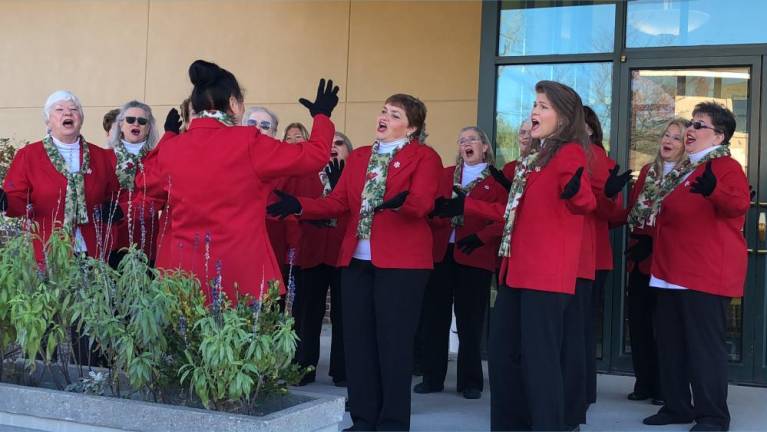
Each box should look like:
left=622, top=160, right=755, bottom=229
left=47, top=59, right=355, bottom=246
left=495, top=63, right=612, bottom=165
left=498, top=3, right=615, bottom=56
left=627, top=0, right=767, bottom=47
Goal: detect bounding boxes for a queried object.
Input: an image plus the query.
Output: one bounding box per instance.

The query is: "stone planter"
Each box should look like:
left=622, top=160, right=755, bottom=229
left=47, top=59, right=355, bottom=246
left=0, top=371, right=344, bottom=432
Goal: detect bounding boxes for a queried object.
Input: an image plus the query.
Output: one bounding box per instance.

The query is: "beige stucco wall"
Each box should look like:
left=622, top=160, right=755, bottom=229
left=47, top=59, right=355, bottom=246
left=0, top=0, right=481, bottom=164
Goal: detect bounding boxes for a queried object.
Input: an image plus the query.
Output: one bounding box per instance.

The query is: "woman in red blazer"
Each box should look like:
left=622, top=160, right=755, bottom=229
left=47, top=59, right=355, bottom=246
left=414, top=126, right=506, bottom=400
left=106, top=100, right=161, bottom=267
left=288, top=132, right=353, bottom=387
left=434, top=81, right=596, bottom=431
left=2, top=90, right=122, bottom=262
left=268, top=94, right=442, bottom=431
left=641, top=103, right=748, bottom=431
left=136, top=60, right=338, bottom=304
left=608, top=117, right=688, bottom=406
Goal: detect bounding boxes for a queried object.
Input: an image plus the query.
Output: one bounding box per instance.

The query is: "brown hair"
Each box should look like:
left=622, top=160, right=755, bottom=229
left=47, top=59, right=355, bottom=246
left=385, top=94, right=427, bottom=139
left=533, top=80, right=590, bottom=168
left=583, top=105, right=603, bottom=149
left=283, top=122, right=309, bottom=141
left=102, top=108, right=120, bottom=133
left=180, top=97, right=193, bottom=132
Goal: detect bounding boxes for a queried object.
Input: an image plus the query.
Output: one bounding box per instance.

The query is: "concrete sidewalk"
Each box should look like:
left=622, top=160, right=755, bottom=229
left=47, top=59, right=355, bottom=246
left=297, top=325, right=767, bottom=431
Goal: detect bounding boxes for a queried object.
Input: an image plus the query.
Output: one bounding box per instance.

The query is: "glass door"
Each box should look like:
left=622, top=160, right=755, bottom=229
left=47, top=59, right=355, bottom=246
left=610, top=56, right=763, bottom=384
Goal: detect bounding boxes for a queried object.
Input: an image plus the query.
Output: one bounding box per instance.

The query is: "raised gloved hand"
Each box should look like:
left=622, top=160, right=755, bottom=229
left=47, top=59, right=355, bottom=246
left=164, top=108, right=182, bottom=134
left=560, top=167, right=584, bottom=200
left=374, top=191, right=409, bottom=212
left=604, top=164, right=632, bottom=198
left=488, top=165, right=511, bottom=192
left=325, top=158, right=345, bottom=189
left=625, top=233, right=653, bottom=262
left=0, top=188, right=7, bottom=212
left=456, top=234, right=484, bottom=255
left=267, top=190, right=302, bottom=219
left=690, top=161, right=717, bottom=197
left=299, top=79, right=340, bottom=118
left=96, top=200, right=124, bottom=224
left=431, top=187, right=466, bottom=218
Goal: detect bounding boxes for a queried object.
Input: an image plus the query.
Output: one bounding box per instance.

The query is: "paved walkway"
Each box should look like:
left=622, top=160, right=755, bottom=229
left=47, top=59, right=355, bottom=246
left=297, top=325, right=767, bottom=431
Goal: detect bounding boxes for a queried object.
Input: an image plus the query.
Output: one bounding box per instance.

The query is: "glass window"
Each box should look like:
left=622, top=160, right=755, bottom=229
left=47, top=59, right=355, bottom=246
left=495, top=62, right=612, bottom=166
left=627, top=0, right=767, bottom=48
left=498, top=1, right=616, bottom=56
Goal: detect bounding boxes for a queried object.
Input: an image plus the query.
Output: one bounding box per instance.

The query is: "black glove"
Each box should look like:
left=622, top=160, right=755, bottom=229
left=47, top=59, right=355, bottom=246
left=489, top=165, right=511, bottom=192
left=456, top=234, right=484, bottom=255
left=299, top=79, right=340, bottom=118
left=749, top=184, right=756, bottom=201
left=690, top=160, right=717, bottom=197
left=432, top=187, right=466, bottom=218
left=267, top=190, right=302, bottom=219
left=625, top=233, right=653, bottom=262
left=96, top=201, right=124, bottom=224
left=0, top=188, right=7, bottom=212
left=164, top=108, right=182, bottom=134
left=560, top=167, right=584, bottom=200
left=306, top=219, right=333, bottom=228
left=374, top=191, right=409, bottom=212
left=604, top=164, right=632, bottom=198
left=325, top=158, right=344, bottom=189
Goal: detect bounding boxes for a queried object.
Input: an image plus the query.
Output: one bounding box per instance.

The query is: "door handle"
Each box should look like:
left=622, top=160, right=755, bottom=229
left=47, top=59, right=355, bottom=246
left=760, top=212, right=766, bottom=242
left=747, top=249, right=767, bottom=255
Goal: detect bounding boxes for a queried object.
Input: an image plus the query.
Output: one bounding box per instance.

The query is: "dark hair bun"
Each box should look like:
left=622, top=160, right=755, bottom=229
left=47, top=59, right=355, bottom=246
left=189, top=60, right=222, bottom=87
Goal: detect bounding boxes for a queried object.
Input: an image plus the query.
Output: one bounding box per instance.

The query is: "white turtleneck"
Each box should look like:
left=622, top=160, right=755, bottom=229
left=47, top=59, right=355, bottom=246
left=649, top=145, right=722, bottom=291
left=662, top=160, right=676, bottom=176
left=352, top=137, right=410, bottom=261
left=50, top=135, right=87, bottom=252
left=121, top=139, right=146, bottom=156
left=449, top=161, right=488, bottom=243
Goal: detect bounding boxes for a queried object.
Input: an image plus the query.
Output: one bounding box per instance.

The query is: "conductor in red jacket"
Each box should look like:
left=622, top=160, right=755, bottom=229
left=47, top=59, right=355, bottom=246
left=414, top=126, right=506, bottom=400
left=268, top=94, right=443, bottom=431
left=642, top=103, right=748, bottom=431
left=136, top=60, right=338, bottom=303
left=2, top=90, right=122, bottom=262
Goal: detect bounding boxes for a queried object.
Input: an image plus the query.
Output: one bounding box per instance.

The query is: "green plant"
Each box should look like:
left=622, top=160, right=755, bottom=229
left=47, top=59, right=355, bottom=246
left=0, top=137, right=21, bottom=184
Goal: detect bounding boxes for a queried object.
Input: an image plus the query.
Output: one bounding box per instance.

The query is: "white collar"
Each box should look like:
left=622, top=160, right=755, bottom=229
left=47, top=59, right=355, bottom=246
left=689, top=145, right=721, bottom=164
left=51, top=135, right=80, bottom=148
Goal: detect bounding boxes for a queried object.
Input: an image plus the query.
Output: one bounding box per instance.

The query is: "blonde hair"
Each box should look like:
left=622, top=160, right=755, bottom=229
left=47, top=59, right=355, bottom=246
left=652, top=117, right=688, bottom=174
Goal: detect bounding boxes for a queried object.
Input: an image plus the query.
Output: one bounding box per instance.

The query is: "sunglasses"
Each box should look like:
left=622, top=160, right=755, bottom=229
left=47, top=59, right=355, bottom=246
left=685, top=120, right=722, bottom=134
left=247, top=119, right=272, bottom=130
left=333, top=140, right=345, bottom=146
left=125, top=116, right=148, bottom=126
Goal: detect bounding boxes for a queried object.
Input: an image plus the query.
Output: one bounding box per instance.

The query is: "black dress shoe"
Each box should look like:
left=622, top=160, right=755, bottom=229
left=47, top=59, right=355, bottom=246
left=690, top=422, right=728, bottom=431
left=651, top=398, right=665, bottom=406
left=413, top=382, right=443, bottom=394
left=628, top=391, right=650, bottom=401
left=462, top=388, right=481, bottom=399
left=643, top=413, right=694, bottom=426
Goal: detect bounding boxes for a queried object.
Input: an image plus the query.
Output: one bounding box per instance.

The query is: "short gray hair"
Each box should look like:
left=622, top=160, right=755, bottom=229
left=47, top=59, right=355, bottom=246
left=107, top=100, right=159, bottom=151
left=43, top=90, right=84, bottom=123
left=242, top=106, right=279, bottom=135
left=334, top=131, right=353, bottom=154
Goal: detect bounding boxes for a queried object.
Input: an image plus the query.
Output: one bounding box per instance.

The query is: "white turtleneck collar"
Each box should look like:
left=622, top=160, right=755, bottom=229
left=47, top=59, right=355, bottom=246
left=375, top=137, right=408, bottom=154
left=461, top=161, right=488, bottom=187
left=121, top=139, right=147, bottom=156
left=662, top=160, right=677, bottom=176
left=689, top=145, right=721, bottom=165
left=51, top=135, right=80, bottom=148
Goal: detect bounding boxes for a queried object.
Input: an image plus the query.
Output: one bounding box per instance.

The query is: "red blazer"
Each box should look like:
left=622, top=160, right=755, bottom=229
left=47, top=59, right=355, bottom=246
left=284, top=172, right=348, bottom=269
left=299, top=140, right=443, bottom=269
left=114, top=151, right=160, bottom=261
left=608, top=163, right=654, bottom=275
left=650, top=156, right=748, bottom=298
left=265, top=177, right=295, bottom=268
left=430, top=165, right=506, bottom=271
left=3, top=141, right=120, bottom=261
left=466, top=142, right=596, bottom=294
left=136, top=115, right=334, bottom=301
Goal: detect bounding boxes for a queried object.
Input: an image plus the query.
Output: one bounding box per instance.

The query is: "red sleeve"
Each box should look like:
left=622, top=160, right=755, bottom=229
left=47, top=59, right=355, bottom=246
left=608, top=164, right=650, bottom=227
left=475, top=185, right=507, bottom=243
left=399, top=147, right=443, bottom=218
left=133, top=143, right=169, bottom=212
left=3, top=146, right=32, bottom=217
left=465, top=198, right=505, bottom=223
left=250, top=114, right=334, bottom=180
left=299, top=150, right=354, bottom=219
left=558, top=144, right=596, bottom=215
left=706, top=158, right=749, bottom=218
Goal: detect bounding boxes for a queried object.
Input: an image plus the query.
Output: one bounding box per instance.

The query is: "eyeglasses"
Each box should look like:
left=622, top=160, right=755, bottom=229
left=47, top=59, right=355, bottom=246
left=458, top=137, right=481, bottom=145
left=685, top=120, right=721, bottom=134
left=247, top=119, right=272, bottom=130
left=333, top=140, right=345, bottom=146
left=125, top=116, right=148, bottom=126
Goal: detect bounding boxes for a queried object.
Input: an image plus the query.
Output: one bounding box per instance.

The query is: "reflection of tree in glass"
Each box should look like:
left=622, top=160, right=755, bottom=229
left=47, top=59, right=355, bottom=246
left=629, top=74, right=676, bottom=170
left=498, top=10, right=523, bottom=56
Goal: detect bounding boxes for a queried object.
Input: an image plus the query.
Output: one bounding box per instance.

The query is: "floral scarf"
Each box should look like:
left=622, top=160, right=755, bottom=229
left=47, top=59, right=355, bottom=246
left=356, top=142, right=403, bottom=240
left=196, top=110, right=236, bottom=126
left=451, top=162, right=490, bottom=228
left=318, top=168, right=337, bottom=227
left=114, top=140, right=149, bottom=191
left=42, top=134, right=90, bottom=229
left=498, top=150, right=539, bottom=257
left=628, top=145, right=730, bottom=230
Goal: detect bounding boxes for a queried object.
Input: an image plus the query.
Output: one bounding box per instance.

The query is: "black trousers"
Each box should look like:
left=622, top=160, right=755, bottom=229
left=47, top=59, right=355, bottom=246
left=562, top=278, right=590, bottom=428
left=420, top=245, right=492, bottom=391
left=626, top=268, right=661, bottom=399
left=489, top=286, right=571, bottom=431
left=342, top=259, right=430, bottom=431
left=586, top=270, right=608, bottom=404
left=654, top=289, right=731, bottom=429
left=294, top=264, right=345, bottom=382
